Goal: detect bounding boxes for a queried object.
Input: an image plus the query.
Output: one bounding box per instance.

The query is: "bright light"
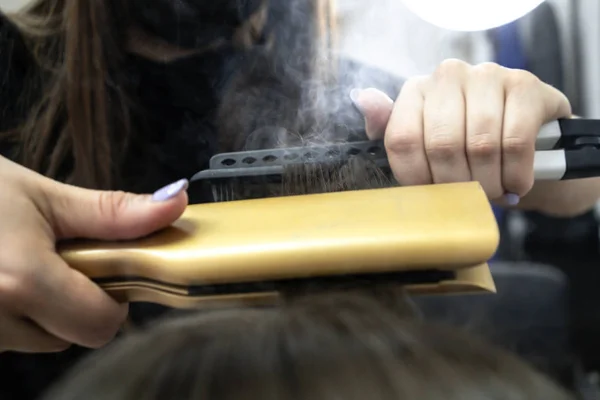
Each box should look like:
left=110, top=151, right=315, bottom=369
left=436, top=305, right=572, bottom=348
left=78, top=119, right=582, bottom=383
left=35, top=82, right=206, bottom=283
left=400, top=0, right=546, bottom=32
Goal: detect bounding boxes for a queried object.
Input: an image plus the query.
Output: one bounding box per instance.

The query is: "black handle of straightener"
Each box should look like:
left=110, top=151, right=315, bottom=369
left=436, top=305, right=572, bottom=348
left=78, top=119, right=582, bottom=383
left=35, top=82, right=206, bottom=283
left=533, top=118, right=600, bottom=181
left=537, top=118, right=600, bottom=151
left=563, top=148, right=600, bottom=180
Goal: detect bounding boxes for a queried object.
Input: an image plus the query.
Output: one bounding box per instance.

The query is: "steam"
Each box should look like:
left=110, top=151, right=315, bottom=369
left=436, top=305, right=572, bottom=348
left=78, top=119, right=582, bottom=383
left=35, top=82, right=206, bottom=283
left=218, top=0, right=403, bottom=153
left=285, top=0, right=376, bottom=147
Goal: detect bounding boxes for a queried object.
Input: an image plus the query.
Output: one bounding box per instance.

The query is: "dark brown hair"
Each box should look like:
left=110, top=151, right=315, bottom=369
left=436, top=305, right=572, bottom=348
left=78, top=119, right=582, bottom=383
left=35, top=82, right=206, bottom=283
left=41, top=290, right=574, bottom=400
left=4, top=0, right=335, bottom=190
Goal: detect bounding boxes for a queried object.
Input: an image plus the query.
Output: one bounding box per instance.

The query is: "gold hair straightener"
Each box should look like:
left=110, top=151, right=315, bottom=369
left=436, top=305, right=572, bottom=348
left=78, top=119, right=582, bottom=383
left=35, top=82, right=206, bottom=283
left=58, top=118, right=600, bottom=308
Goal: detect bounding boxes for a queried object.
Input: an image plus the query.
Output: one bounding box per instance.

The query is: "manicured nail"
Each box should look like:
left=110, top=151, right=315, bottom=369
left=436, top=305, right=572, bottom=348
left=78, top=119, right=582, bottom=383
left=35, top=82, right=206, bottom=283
left=152, top=179, right=189, bottom=202
left=350, top=88, right=362, bottom=106
left=504, top=193, right=520, bottom=206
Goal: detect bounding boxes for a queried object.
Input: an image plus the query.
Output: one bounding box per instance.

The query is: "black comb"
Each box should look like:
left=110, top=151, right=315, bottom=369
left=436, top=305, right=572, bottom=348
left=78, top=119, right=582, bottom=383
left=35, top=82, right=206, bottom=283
left=190, top=118, right=600, bottom=202
left=190, top=139, right=392, bottom=202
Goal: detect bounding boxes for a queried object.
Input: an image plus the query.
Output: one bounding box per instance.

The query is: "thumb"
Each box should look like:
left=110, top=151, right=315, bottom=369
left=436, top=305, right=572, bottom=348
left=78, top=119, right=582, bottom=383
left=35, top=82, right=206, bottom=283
left=350, top=88, right=395, bottom=139
left=44, top=179, right=189, bottom=240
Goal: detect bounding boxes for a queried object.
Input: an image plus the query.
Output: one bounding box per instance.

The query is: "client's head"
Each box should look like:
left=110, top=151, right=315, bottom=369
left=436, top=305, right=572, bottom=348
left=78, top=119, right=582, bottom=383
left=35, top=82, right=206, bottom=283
left=42, top=290, right=573, bottom=400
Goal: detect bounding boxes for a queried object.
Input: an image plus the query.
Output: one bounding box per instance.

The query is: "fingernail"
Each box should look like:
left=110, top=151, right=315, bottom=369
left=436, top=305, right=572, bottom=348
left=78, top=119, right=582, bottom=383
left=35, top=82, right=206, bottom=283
left=504, top=193, right=520, bottom=206
left=151, top=179, right=189, bottom=202
left=350, top=88, right=362, bottom=107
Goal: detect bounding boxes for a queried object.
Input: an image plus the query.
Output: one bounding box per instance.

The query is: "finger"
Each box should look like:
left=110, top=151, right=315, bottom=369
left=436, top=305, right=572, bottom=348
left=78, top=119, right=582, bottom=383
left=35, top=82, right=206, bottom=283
left=384, top=77, right=432, bottom=186
left=501, top=74, right=570, bottom=196
left=13, top=252, right=128, bottom=349
left=423, top=66, right=471, bottom=183
left=350, top=88, right=394, bottom=139
left=43, top=179, right=189, bottom=240
left=539, top=81, right=572, bottom=121
left=464, top=63, right=505, bottom=200
left=0, top=314, right=71, bottom=353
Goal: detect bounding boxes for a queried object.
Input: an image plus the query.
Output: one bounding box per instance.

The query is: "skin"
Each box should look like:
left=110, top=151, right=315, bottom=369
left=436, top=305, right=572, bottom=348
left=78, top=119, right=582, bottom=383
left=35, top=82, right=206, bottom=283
left=354, top=59, right=599, bottom=217
left=0, top=157, right=187, bottom=352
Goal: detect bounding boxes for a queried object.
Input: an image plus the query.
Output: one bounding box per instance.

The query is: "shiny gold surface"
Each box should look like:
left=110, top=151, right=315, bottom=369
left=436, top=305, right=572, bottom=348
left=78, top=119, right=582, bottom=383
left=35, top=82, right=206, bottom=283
left=58, top=182, right=499, bottom=305
left=405, top=262, right=496, bottom=295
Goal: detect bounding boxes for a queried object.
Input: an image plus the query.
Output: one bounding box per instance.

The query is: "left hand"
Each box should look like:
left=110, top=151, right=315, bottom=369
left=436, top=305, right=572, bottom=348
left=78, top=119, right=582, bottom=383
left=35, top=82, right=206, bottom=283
left=351, top=59, right=572, bottom=204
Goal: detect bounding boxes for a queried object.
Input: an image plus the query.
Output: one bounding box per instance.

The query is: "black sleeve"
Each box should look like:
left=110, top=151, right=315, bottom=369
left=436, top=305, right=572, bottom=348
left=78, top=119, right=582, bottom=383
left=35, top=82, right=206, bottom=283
left=0, top=11, right=39, bottom=159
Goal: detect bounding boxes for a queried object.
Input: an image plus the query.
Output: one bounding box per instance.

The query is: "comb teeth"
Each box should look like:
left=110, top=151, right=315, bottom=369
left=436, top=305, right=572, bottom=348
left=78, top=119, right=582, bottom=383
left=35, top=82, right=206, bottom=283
left=190, top=140, right=391, bottom=202
left=212, top=183, right=232, bottom=202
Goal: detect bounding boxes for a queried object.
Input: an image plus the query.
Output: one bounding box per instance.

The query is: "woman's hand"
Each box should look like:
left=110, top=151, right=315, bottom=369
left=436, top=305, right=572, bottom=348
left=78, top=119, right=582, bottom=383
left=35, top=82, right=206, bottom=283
left=0, top=156, right=188, bottom=352
left=351, top=59, right=572, bottom=206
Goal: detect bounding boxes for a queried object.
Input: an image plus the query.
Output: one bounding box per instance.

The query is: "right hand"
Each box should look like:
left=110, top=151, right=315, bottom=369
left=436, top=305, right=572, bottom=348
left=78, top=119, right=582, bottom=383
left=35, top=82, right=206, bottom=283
left=0, top=156, right=188, bottom=352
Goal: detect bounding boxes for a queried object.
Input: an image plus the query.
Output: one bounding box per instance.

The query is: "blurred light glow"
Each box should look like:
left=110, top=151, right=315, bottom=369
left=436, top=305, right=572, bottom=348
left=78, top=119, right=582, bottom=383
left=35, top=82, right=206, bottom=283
left=399, top=0, right=546, bottom=31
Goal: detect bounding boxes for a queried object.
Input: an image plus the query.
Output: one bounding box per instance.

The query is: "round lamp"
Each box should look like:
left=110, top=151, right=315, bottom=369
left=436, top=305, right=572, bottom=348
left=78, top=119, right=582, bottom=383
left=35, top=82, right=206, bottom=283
left=399, top=0, right=546, bottom=31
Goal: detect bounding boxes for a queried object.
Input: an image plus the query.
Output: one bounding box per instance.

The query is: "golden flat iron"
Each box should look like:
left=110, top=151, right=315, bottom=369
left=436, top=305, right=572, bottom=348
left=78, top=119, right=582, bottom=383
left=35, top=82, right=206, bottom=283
left=58, top=183, right=499, bottom=308
left=58, top=145, right=500, bottom=308
left=57, top=118, right=600, bottom=308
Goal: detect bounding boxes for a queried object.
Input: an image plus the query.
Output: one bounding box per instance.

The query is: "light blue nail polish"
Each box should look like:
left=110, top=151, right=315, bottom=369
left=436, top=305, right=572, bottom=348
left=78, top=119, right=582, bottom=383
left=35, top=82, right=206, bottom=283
left=504, top=193, right=520, bottom=206
left=152, top=179, right=189, bottom=202
left=349, top=88, right=362, bottom=104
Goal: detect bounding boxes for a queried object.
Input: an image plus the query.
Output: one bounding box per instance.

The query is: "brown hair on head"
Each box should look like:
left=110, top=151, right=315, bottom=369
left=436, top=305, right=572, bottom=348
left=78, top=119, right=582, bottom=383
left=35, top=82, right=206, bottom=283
left=41, top=290, right=574, bottom=400
left=279, top=156, right=393, bottom=197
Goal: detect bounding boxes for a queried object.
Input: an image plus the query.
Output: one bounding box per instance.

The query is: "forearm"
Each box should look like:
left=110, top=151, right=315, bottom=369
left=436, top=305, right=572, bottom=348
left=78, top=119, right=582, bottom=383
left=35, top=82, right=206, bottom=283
left=497, top=178, right=600, bottom=217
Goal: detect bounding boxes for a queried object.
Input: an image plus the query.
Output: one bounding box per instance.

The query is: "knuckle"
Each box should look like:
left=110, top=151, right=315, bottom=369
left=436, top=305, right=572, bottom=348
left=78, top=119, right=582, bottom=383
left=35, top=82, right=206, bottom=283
left=471, top=62, right=503, bottom=77
left=385, top=129, right=422, bottom=155
left=467, top=138, right=498, bottom=159
left=0, top=272, right=34, bottom=308
left=434, top=58, right=469, bottom=78
left=425, top=134, right=461, bottom=160
left=0, top=252, right=38, bottom=309
left=506, top=69, right=540, bottom=89
left=467, top=119, right=501, bottom=159
left=97, top=191, right=130, bottom=223
left=503, top=135, right=532, bottom=157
